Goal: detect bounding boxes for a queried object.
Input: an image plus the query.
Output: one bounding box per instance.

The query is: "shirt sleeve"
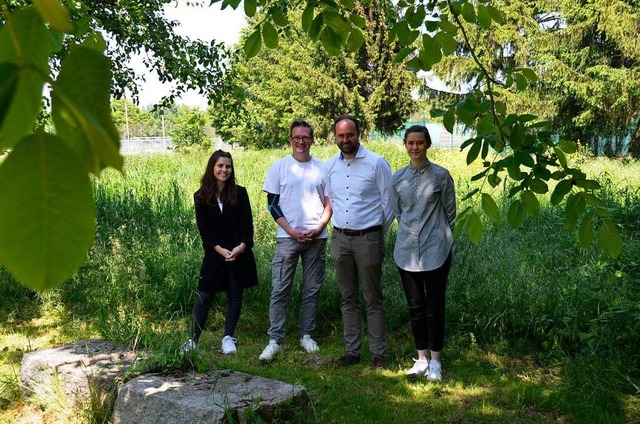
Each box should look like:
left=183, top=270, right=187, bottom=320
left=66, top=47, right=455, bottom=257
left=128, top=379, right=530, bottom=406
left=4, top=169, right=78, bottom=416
left=390, top=172, right=402, bottom=220
left=376, top=157, right=394, bottom=233
left=194, top=195, right=219, bottom=250
left=238, top=187, right=255, bottom=249
left=442, top=172, right=457, bottom=231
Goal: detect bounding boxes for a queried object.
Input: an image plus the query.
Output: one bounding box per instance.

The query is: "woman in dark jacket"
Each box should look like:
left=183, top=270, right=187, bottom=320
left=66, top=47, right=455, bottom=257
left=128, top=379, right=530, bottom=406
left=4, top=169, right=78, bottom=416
left=182, top=150, right=258, bottom=355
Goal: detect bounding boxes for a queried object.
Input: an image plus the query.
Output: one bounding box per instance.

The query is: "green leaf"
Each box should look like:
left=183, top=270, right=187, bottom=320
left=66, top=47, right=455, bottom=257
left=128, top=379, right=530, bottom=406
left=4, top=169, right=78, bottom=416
left=309, top=14, right=324, bottom=41
left=393, top=47, right=414, bottom=63
left=0, top=63, right=20, bottom=130
left=0, top=133, right=95, bottom=291
left=528, top=178, right=548, bottom=194
left=481, top=193, right=500, bottom=224
left=50, top=46, right=122, bottom=174
left=396, top=21, right=419, bottom=45
left=324, top=11, right=351, bottom=37
left=477, top=5, right=492, bottom=29
left=596, top=220, right=622, bottom=258
left=435, top=31, right=457, bottom=55
left=520, top=67, right=538, bottom=83
left=443, top=107, right=455, bottom=133
left=302, top=3, right=315, bottom=32
left=0, top=7, right=50, bottom=149
left=272, top=10, right=289, bottom=27
left=485, top=5, right=504, bottom=24
left=243, top=29, right=262, bottom=58
left=515, top=151, right=535, bottom=168
left=557, top=140, right=577, bottom=153
left=476, top=114, right=494, bottom=135
left=262, top=22, right=279, bottom=49
left=339, top=0, right=354, bottom=9
left=80, top=31, right=106, bottom=52
left=346, top=28, right=365, bottom=52
left=420, top=34, right=442, bottom=66
left=461, top=3, right=476, bottom=23
left=507, top=200, right=526, bottom=227
left=575, top=179, right=601, bottom=190
left=553, top=147, right=568, bottom=168
left=550, top=179, right=573, bottom=205
left=466, top=138, right=481, bottom=165
left=487, top=173, right=501, bottom=187
left=406, top=56, right=423, bottom=73
left=438, top=19, right=458, bottom=35
left=321, top=27, right=342, bottom=56
left=520, top=190, right=540, bottom=216
left=33, top=0, right=74, bottom=33
left=578, top=211, right=595, bottom=248
left=514, top=73, right=528, bottom=90
left=244, top=0, right=257, bottom=17
left=467, top=211, right=483, bottom=244
left=507, top=164, right=523, bottom=180
left=564, top=192, right=586, bottom=231
left=461, top=188, right=480, bottom=201
left=349, top=14, right=366, bottom=28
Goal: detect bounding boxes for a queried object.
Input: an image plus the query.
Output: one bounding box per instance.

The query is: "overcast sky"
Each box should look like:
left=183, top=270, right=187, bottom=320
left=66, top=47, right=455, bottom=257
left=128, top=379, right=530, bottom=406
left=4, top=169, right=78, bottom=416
left=131, top=1, right=247, bottom=108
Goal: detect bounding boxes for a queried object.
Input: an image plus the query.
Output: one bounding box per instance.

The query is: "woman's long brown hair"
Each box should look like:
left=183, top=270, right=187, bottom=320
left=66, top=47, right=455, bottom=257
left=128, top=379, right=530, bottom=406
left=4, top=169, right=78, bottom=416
left=195, top=150, right=237, bottom=206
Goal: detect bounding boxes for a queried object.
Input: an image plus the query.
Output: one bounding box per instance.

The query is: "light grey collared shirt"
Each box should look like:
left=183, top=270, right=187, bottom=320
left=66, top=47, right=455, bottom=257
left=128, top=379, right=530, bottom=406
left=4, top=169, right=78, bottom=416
left=391, top=159, right=456, bottom=272
left=326, top=144, right=394, bottom=233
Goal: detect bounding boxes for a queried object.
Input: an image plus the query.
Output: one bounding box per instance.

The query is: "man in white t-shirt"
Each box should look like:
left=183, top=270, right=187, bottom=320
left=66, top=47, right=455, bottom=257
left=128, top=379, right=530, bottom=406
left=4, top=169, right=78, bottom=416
left=258, top=119, right=332, bottom=361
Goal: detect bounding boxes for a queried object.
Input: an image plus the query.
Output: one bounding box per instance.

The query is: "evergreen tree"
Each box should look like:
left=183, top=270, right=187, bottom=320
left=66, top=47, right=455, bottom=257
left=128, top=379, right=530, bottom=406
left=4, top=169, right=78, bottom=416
left=209, top=0, right=416, bottom=148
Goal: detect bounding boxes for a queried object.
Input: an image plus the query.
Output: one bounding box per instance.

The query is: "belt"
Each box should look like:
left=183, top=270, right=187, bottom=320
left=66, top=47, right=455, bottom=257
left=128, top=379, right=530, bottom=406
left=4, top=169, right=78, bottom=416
left=333, top=225, right=382, bottom=236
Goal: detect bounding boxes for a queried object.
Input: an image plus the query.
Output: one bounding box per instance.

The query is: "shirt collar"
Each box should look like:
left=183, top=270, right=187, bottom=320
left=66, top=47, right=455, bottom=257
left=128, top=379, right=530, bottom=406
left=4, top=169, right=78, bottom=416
left=409, top=158, right=430, bottom=174
left=339, top=143, right=366, bottom=160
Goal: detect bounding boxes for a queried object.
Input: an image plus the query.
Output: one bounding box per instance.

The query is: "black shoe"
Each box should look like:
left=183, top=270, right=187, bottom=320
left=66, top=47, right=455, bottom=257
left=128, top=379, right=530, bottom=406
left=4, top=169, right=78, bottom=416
left=336, top=354, right=361, bottom=366
left=373, top=355, right=387, bottom=369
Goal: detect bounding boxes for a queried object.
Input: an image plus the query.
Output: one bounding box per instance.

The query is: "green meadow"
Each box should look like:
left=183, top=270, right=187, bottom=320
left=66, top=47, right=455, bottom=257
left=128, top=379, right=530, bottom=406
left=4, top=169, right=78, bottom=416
left=1, top=143, right=638, bottom=423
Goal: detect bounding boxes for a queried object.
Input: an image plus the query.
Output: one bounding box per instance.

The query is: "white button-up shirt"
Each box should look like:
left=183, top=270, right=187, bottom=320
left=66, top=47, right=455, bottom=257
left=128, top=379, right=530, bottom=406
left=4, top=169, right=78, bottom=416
left=391, top=159, right=456, bottom=271
left=326, top=144, right=394, bottom=233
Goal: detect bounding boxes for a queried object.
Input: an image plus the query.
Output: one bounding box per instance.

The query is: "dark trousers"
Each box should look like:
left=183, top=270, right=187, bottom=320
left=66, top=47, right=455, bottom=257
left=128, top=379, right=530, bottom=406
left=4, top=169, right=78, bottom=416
left=191, top=272, right=243, bottom=343
left=398, top=253, right=451, bottom=352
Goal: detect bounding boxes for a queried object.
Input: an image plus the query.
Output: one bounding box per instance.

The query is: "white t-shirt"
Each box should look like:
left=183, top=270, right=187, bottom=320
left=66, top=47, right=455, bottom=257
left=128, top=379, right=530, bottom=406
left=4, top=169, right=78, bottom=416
left=263, top=155, right=329, bottom=239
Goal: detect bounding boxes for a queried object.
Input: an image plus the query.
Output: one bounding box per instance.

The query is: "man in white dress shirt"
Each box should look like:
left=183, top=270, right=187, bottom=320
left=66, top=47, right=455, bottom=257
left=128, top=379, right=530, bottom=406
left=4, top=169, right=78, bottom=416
left=325, top=114, right=393, bottom=369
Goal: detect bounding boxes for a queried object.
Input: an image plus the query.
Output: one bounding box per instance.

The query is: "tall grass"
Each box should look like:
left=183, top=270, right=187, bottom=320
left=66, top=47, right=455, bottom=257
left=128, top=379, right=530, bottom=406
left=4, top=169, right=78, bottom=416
left=1, top=144, right=638, bottom=422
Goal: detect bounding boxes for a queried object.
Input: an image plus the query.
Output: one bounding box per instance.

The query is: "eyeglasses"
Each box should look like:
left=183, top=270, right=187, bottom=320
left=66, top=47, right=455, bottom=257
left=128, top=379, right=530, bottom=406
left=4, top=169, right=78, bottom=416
left=291, top=136, right=312, bottom=143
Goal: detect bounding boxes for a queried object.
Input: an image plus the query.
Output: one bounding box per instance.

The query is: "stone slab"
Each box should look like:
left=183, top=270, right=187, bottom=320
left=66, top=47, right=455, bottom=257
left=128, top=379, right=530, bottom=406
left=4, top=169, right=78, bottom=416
left=112, top=370, right=309, bottom=424
left=20, top=339, right=143, bottom=403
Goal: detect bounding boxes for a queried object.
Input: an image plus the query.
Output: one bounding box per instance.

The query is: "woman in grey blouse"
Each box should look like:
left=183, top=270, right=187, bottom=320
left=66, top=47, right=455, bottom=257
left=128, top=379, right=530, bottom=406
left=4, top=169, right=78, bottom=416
left=391, top=125, right=456, bottom=381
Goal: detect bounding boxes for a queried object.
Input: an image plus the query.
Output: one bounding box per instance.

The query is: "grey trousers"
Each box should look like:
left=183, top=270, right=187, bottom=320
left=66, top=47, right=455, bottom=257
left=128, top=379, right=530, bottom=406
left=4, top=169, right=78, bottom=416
left=331, top=229, right=387, bottom=357
left=267, top=237, right=327, bottom=344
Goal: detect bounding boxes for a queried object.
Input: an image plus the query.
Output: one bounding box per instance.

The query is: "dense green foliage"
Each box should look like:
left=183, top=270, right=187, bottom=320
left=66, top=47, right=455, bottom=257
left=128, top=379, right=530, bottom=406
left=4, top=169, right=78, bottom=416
left=209, top=1, right=416, bottom=148
left=169, top=105, right=211, bottom=148
left=430, top=0, right=640, bottom=156
left=1, top=147, right=638, bottom=422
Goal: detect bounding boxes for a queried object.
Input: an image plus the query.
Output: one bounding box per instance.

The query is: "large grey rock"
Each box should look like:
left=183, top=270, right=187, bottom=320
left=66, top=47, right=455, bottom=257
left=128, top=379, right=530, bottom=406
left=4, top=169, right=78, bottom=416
left=20, top=339, right=143, bottom=403
left=112, top=370, right=309, bottom=424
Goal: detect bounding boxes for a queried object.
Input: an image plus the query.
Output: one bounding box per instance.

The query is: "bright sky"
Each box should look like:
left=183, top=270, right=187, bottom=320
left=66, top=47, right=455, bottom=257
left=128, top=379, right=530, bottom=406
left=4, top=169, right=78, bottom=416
left=131, top=1, right=247, bottom=109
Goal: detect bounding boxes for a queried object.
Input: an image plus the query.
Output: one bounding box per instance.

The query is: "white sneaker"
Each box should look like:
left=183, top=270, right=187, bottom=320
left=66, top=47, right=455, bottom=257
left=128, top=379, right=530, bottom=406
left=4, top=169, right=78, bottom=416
left=221, top=335, right=237, bottom=354
left=406, top=358, right=429, bottom=378
left=258, top=340, right=281, bottom=361
left=427, top=359, right=442, bottom=381
left=300, top=335, right=319, bottom=353
left=180, top=339, right=197, bottom=355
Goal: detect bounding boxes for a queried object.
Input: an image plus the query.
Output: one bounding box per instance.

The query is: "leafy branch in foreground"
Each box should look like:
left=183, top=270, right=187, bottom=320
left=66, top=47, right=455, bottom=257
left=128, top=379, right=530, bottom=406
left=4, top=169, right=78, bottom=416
left=226, top=0, right=623, bottom=257
left=0, top=1, right=121, bottom=291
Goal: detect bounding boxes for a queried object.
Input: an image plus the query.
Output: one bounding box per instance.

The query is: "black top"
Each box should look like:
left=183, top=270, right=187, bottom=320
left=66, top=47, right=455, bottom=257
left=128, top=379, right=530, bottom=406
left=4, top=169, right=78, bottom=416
left=194, top=185, right=258, bottom=293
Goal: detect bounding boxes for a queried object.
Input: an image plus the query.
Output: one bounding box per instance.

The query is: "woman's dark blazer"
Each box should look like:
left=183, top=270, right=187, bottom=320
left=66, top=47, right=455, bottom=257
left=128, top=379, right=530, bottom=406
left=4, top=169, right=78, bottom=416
left=194, top=185, right=258, bottom=294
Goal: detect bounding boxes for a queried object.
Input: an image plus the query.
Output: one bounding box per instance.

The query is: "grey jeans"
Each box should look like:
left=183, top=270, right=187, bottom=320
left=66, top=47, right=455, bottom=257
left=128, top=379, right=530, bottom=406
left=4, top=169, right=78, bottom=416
left=268, top=237, right=327, bottom=344
left=331, top=228, right=387, bottom=357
